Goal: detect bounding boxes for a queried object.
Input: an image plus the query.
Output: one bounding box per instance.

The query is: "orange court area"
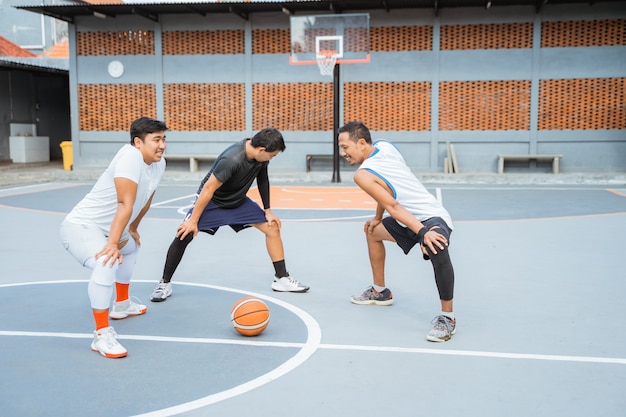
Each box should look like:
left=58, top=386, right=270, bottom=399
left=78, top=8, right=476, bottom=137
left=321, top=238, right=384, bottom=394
left=247, top=186, right=376, bottom=210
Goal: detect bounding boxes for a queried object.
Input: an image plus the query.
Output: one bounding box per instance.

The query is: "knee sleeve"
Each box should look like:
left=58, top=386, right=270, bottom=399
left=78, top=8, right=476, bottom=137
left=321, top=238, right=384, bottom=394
left=427, top=247, right=455, bottom=301
left=116, top=239, right=138, bottom=285
left=88, top=278, right=114, bottom=309
left=91, top=257, right=119, bottom=286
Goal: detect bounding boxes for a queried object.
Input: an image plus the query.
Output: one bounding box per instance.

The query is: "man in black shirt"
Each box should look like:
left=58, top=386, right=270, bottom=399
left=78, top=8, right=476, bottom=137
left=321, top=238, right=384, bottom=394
left=151, top=128, right=309, bottom=301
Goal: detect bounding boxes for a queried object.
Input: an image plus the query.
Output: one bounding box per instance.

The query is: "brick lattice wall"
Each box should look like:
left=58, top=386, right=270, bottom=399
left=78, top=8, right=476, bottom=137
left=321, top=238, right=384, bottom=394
left=344, top=82, right=432, bottom=131
left=441, top=23, right=533, bottom=50
left=163, top=30, right=244, bottom=55
left=253, top=26, right=431, bottom=54
left=77, top=31, right=155, bottom=55
left=253, top=29, right=290, bottom=54
left=542, top=19, right=626, bottom=47
left=439, top=81, right=531, bottom=130
left=538, top=78, right=626, bottom=130
left=252, top=83, right=333, bottom=131
left=74, top=20, right=625, bottom=133
left=371, top=26, right=432, bottom=51
left=164, top=83, right=245, bottom=131
left=78, top=84, right=156, bottom=130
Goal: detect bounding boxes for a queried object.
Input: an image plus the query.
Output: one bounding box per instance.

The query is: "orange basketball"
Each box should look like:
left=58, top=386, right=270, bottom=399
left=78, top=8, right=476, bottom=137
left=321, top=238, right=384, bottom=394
left=230, top=296, right=270, bottom=337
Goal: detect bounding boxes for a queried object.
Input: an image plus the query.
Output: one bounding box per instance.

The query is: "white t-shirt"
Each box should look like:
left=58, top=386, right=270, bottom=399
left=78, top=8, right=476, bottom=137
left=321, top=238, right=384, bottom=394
left=359, top=139, right=453, bottom=229
left=65, top=144, right=166, bottom=235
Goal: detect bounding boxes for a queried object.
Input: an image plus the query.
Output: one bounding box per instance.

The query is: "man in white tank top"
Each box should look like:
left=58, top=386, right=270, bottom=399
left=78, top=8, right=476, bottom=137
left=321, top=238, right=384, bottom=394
left=60, top=117, right=167, bottom=358
left=338, top=121, right=457, bottom=342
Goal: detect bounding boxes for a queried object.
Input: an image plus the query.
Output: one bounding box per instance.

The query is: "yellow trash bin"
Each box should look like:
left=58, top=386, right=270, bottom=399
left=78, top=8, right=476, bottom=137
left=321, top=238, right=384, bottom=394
left=59, top=141, right=73, bottom=171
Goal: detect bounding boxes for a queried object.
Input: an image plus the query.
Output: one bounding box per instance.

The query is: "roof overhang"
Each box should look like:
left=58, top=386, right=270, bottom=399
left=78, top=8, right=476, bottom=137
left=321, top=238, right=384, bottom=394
left=16, top=1, right=619, bottom=24
left=0, top=57, right=69, bottom=74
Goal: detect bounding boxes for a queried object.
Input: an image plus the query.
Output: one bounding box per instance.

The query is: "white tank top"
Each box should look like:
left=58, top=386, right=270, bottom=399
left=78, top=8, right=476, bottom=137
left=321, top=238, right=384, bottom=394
left=359, top=139, right=453, bottom=229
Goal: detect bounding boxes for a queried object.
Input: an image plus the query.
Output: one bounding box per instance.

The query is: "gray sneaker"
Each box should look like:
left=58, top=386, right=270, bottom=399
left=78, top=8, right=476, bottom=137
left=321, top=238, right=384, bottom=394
left=350, top=285, right=393, bottom=306
left=150, top=281, right=172, bottom=302
left=426, top=315, right=456, bottom=342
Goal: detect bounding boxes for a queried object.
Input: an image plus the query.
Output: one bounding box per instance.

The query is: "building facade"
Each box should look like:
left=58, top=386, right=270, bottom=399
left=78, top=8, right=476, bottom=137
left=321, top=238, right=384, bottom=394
left=25, top=1, right=626, bottom=173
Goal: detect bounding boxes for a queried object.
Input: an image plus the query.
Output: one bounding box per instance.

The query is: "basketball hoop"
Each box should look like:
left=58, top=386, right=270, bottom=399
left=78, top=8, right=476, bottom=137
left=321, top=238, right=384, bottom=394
left=316, top=50, right=337, bottom=77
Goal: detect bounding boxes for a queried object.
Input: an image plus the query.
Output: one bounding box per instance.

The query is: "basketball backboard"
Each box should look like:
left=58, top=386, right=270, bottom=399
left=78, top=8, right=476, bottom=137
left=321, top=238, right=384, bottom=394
left=289, top=13, right=370, bottom=68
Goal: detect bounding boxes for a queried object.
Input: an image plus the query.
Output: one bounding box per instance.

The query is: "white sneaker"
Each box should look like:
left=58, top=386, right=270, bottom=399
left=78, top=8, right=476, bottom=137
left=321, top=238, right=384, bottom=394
left=110, top=297, right=147, bottom=320
left=91, top=326, right=127, bottom=358
left=271, top=276, right=310, bottom=293
left=150, top=281, right=172, bottom=302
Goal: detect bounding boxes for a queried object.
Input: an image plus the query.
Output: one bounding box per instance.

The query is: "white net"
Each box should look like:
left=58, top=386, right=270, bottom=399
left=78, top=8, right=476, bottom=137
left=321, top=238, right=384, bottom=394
left=316, top=51, right=337, bottom=77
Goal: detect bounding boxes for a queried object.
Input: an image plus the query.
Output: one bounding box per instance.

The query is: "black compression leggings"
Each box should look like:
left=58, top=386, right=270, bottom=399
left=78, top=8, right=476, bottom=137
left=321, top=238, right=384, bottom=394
left=161, top=233, right=194, bottom=283
left=424, top=244, right=455, bottom=301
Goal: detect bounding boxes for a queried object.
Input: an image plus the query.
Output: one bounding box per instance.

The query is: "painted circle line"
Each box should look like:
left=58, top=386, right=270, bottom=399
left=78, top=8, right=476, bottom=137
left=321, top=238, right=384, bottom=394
left=0, top=280, right=322, bottom=417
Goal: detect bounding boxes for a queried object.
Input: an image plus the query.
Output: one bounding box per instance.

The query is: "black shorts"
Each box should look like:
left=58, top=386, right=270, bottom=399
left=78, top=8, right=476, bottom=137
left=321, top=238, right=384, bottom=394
left=186, top=196, right=267, bottom=235
left=382, top=216, right=452, bottom=255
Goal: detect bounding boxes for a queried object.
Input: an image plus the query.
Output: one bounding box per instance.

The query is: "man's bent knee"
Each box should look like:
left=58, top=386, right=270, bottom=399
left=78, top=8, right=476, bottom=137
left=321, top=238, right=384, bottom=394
left=255, top=223, right=280, bottom=238
left=91, top=258, right=118, bottom=286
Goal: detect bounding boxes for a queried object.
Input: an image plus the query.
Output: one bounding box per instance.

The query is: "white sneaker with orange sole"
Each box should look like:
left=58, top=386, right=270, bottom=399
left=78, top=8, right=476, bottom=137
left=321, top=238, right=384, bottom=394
left=109, top=297, right=147, bottom=320
left=91, top=326, right=127, bottom=358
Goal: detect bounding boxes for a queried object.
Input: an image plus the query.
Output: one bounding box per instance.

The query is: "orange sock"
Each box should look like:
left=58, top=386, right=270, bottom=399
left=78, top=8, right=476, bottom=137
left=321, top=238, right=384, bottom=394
left=93, top=310, right=109, bottom=331
left=115, top=282, right=129, bottom=302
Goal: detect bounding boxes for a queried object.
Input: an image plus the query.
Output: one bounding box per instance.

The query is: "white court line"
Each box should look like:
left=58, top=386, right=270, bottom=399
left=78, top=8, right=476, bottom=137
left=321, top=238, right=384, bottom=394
left=280, top=187, right=365, bottom=194
left=0, top=330, right=305, bottom=348
left=0, top=182, right=82, bottom=197
left=426, top=186, right=617, bottom=191
left=149, top=194, right=195, bottom=215
left=288, top=215, right=371, bottom=222
left=2, top=280, right=624, bottom=416
left=151, top=194, right=196, bottom=206
left=2, top=330, right=624, bottom=366
left=318, top=343, right=626, bottom=365
left=0, top=280, right=321, bottom=417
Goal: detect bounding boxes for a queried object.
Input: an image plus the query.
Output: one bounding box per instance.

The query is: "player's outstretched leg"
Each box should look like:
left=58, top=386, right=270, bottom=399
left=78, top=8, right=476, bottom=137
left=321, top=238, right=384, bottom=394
left=151, top=233, right=194, bottom=302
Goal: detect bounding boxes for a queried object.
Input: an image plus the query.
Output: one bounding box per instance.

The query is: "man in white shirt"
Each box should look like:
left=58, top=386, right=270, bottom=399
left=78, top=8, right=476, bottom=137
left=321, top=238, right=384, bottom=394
left=338, top=121, right=457, bottom=342
left=60, top=117, right=167, bottom=358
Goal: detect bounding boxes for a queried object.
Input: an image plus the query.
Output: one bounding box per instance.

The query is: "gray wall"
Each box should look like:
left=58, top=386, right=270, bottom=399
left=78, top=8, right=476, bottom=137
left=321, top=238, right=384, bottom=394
left=69, top=3, right=626, bottom=174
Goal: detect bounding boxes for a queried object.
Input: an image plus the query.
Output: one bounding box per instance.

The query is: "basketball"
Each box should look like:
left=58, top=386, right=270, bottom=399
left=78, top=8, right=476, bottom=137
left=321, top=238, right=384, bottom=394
left=230, top=296, right=270, bottom=337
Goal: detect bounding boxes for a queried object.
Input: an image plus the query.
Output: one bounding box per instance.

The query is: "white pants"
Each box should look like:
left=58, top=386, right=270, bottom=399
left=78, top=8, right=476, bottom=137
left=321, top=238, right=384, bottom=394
left=60, top=219, right=138, bottom=309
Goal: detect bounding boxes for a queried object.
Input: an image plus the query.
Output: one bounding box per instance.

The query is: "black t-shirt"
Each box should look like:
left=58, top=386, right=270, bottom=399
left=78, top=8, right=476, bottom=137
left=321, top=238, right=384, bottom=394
left=197, top=139, right=269, bottom=208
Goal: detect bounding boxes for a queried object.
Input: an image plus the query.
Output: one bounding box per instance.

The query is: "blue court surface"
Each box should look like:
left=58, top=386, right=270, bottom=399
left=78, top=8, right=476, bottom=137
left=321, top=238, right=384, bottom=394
left=1, top=180, right=625, bottom=417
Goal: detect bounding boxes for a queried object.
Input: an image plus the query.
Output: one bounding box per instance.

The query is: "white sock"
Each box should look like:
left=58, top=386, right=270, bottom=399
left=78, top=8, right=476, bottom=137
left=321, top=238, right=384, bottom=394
left=373, top=284, right=386, bottom=292
left=442, top=311, right=455, bottom=320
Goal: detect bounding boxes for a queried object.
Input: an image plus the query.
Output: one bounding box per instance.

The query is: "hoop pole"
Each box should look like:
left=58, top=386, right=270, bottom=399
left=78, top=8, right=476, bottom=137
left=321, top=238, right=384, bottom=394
left=332, top=62, right=341, bottom=183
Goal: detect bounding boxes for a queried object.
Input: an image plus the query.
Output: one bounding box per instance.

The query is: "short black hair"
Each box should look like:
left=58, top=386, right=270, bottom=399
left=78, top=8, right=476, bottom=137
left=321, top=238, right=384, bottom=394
left=250, top=127, right=286, bottom=153
left=129, top=117, right=168, bottom=145
left=337, top=121, right=372, bottom=144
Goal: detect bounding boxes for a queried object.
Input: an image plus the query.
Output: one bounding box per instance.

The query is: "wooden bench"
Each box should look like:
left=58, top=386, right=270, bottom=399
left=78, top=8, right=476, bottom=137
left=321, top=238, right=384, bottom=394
left=497, top=154, right=563, bottom=174
left=306, top=154, right=347, bottom=172
left=165, top=154, right=218, bottom=172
